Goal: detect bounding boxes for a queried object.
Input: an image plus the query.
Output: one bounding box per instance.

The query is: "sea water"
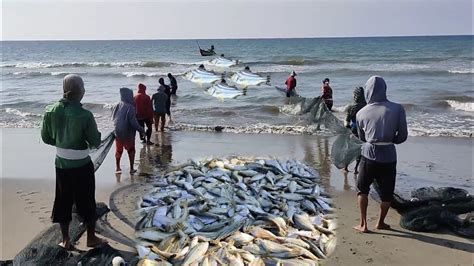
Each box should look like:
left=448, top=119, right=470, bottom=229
left=1, top=36, right=472, bottom=137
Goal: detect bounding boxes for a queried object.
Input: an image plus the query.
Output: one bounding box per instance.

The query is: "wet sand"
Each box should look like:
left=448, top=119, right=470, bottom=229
left=1, top=128, right=472, bottom=264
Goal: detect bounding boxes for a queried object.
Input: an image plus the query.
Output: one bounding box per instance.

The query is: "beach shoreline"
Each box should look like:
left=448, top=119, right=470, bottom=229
left=1, top=128, right=473, bottom=264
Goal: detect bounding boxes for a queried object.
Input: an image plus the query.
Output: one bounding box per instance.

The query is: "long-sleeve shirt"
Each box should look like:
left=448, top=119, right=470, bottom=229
left=134, top=86, right=154, bottom=120
left=113, top=88, right=145, bottom=141
left=41, top=99, right=101, bottom=169
left=356, top=76, right=408, bottom=163
left=152, top=91, right=169, bottom=114
left=285, top=76, right=297, bottom=91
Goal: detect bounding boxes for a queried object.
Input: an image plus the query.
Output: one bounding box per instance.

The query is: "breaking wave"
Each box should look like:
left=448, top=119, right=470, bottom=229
left=448, top=69, right=474, bottom=74
left=5, top=108, right=42, bottom=118
left=445, top=100, right=474, bottom=112
left=0, top=61, right=175, bottom=69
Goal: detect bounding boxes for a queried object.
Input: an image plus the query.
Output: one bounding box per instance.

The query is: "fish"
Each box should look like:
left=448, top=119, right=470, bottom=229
left=293, top=213, right=316, bottom=231
left=230, top=70, right=270, bottom=88
left=207, top=83, right=244, bottom=99
left=137, top=259, right=171, bottom=266
left=136, top=229, right=177, bottom=242
left=207, top=57, right=239, bottom=68
left=288, top=181, right=297, bottom=193
left=182, top=242, right=209, bottom=266
left=184, top=69, right=223, bottom=85
left=227, top=231, right=255, bottom=245
left=135, top=157, right=337, bottom=265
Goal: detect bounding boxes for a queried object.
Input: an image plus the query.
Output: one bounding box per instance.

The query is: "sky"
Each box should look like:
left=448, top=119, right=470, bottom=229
left=1, top=0, right=472, bottom=40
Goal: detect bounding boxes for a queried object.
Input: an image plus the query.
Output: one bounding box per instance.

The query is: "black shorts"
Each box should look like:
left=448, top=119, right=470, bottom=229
left=52, top=161, right=96, bottom=223
left=357, top=156, right=396, bottom=202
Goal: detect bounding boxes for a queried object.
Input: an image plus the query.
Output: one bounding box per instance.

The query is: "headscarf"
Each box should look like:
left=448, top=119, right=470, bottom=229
left=63, top=74, right=85, bottom=102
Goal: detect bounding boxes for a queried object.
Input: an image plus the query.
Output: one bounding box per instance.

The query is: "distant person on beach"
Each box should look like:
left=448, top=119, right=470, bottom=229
left=152, top=86, right=168, bottom=132
left=113, top=87, right=145, bottom=174
left=321, top=78, right=333, bottom=111
left=284, top=71, right=297, bottom=97
left=353, top=76, right=407, bottom=233
left=168, top=73, right=178, bottom=95
left=159, top=78, right=172, bottom=124
left=134, top=83, right=154, bottom=145
left=344, top=86, right=367, bottom=173
left=210, top=45, right=215, bottom=52
left=41, top=74, right=106, bottom=249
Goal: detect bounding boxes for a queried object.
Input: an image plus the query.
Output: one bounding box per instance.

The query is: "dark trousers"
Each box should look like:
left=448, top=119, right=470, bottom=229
left=52, top=161, right=96, bottom=223
left=138, top=118, right=153, bottom=141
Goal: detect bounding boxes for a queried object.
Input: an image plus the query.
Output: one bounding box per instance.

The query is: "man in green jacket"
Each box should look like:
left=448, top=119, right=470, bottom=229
left=41, top=74, right=106, bottom=249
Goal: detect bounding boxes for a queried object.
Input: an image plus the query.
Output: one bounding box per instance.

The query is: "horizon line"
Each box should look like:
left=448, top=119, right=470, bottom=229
left=1, top=34, right=472, bottom=42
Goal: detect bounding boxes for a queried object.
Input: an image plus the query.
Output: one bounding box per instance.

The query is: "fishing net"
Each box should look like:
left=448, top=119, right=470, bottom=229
left=280, top=96, right=362, bottom=169
left=90, top=132, right=116, bottom=172
left=13, top=203, right=111, bottom=265
left=371, top=184, right=474, bottom=238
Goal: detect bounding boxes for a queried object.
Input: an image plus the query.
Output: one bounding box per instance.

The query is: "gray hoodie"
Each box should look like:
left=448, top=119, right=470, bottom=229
left=112, top=88, right=144, bottom=140
left=356, top=76, right=408, bottom=163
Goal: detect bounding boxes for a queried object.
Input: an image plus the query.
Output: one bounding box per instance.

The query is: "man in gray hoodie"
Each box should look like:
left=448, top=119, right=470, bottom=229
left=354, top=76, right=408, bottom=233
left=113, top=87, right=145, bottom=174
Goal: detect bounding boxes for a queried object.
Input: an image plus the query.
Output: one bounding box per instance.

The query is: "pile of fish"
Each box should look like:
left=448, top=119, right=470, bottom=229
left=135, top=157, right=337, bottom=265
left=184, top=69, right=224, bottom=85
left=231, top=71, right=270, bottom=88
left=207, top=57, right=239, bottom=68
left=207, top=83, right=245, bottom=99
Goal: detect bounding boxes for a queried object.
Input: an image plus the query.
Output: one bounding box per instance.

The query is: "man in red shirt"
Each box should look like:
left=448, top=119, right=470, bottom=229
left=134, top=83, right=154, bottom=145
left=321, top=78, right=333, bottom=111
left=284, top=71, right=297, bottom=97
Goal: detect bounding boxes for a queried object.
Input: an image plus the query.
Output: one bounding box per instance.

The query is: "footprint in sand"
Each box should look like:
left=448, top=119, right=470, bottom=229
left=350, top=248, right=358, bottom=255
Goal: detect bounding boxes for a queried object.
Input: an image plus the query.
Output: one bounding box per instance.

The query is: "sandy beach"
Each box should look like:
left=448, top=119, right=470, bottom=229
left=1, top=128, right=472, bottom=265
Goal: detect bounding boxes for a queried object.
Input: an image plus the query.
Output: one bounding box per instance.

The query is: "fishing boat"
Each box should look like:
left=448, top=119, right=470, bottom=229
left=199, top=48, right=216, bottom=56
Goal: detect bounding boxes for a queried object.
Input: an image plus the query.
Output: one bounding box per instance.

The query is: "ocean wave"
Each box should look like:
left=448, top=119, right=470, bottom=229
left=445, top=100, right=474, bottom=112
left=409, top=126, right=473, bottom=138
left=1, top=61, right=175, bottom=69
left=331, top=104, right=349, bottom=113
left=0, top=117, right=471, bottom=138
left=448, top=69, right=474, bottom=74
left=245, top=58, right=355, bottom=67
left=82, top=102, right=116, bottom=112
left=122, top=72, right=162, bottom=78
left=4, top=108, right=42, bottom=118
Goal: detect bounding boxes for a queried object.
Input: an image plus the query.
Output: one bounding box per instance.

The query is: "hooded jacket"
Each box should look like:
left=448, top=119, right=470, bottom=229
left=152, top=87, right=169, bottom=114
left=113, top=88, right=145, bottom=140
left=356, top=76, right=408, bottom=163
left=134, top=84, right=154, bottom=120
left=345, top=87, right=367, bottom=129
left=41, top=74, right=101, bottom=169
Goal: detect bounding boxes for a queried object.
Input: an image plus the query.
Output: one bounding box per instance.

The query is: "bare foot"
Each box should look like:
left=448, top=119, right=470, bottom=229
left=375, top=223, right=391, bottom=230
left=342, top=167, right=349, bottom=173
left=353, top=225, right=371, bottom=233
left=58, top=240, right=74, bottom=250
left=130, top=169, right=137, bottom=174
left=87, top=235, right=108, bottom=248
